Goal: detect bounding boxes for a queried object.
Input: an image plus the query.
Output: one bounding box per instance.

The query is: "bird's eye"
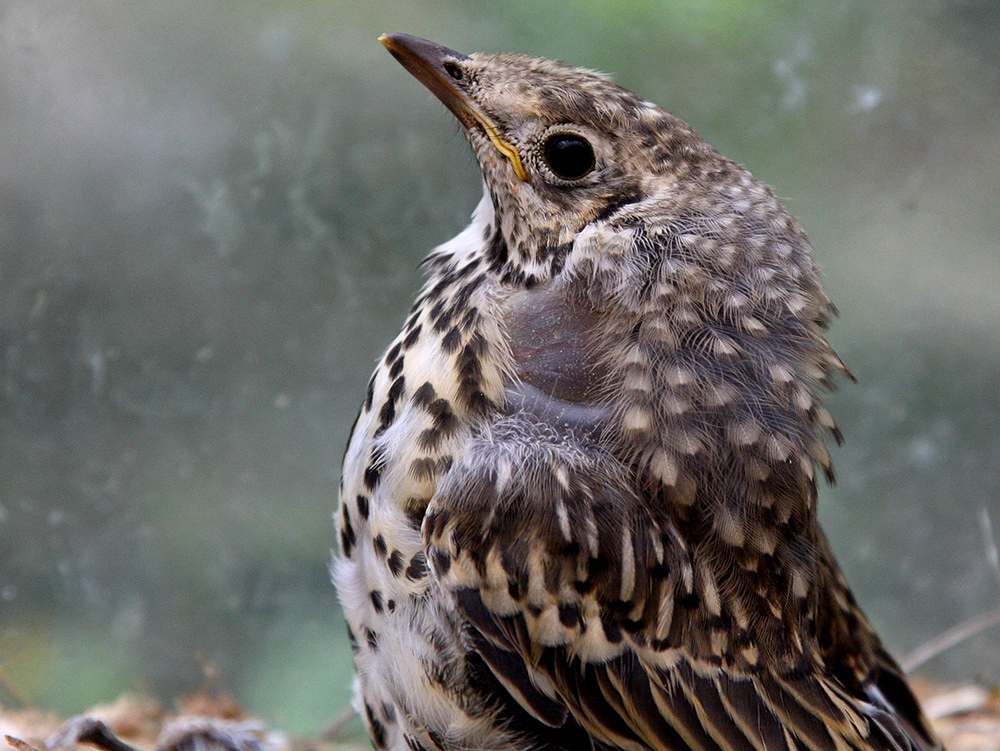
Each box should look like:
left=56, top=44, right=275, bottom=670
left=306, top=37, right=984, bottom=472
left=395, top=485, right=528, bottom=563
left=542, top=133, right=595, bottom=180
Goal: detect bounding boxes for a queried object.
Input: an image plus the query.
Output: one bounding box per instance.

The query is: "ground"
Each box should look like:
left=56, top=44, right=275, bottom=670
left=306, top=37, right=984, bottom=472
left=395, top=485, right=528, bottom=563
left=1, top=682, right=998, bottom=751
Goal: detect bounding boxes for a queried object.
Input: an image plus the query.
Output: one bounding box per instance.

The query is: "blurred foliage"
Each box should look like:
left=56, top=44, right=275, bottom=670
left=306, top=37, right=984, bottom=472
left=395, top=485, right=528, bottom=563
left=0, top=0, right=998, bottom=734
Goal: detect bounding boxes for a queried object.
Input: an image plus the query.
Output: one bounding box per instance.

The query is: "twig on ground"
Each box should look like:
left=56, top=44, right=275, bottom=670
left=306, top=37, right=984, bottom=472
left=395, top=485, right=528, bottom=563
left=6, top=736, right=42, bottom=751
left=47, top=717, right=142, bottom=751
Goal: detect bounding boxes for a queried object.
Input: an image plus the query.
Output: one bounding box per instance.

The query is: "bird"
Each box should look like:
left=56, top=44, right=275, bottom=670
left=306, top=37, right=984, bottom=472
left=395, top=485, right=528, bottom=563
left=333, top=33, right=945, bottom=751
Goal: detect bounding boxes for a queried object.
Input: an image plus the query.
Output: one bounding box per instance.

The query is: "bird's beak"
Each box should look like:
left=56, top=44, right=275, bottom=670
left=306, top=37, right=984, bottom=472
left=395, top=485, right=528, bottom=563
left=379, top=33, right=528, bottom=181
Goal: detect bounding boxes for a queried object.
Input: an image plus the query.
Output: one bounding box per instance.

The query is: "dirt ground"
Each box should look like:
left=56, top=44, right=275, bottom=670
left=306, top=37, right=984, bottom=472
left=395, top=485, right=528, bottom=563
left=1, top=681, right=998, bottom=751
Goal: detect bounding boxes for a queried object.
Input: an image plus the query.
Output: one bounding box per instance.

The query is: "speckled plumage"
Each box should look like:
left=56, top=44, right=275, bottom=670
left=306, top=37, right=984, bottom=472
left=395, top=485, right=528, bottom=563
left=333, top=34, right=944, bottom=751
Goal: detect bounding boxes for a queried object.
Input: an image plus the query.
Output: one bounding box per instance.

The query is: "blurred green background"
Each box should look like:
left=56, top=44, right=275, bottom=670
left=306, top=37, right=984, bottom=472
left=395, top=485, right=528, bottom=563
left=0, top=0, right=998, bottom=738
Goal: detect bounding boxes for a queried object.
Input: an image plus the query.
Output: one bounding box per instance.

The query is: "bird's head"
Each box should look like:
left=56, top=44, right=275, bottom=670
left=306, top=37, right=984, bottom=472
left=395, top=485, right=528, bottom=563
left=381, top=33, right=721, bottom=285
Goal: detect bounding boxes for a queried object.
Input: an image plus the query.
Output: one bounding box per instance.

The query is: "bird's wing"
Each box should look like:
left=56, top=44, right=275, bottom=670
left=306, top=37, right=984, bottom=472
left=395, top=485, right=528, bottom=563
left=423, top=417, right=940, bottom=751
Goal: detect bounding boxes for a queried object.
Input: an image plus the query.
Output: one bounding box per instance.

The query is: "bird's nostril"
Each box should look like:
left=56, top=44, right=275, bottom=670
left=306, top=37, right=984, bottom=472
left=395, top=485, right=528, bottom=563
left=443, top=61, right=463, bottom=81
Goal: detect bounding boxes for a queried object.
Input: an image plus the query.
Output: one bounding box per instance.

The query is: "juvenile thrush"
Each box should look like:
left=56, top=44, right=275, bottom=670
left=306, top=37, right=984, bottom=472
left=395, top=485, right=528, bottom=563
left=333, top=34, right=944, bottom=751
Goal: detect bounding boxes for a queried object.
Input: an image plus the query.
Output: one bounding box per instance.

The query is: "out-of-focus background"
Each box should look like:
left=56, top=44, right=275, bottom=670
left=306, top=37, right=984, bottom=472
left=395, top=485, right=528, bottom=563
left=0, top=0, right=997, bottom=738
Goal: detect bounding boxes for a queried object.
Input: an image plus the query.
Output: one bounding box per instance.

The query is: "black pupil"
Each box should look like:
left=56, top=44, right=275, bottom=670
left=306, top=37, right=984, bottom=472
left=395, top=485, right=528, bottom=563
left=543, top=134, right=595, bottom=179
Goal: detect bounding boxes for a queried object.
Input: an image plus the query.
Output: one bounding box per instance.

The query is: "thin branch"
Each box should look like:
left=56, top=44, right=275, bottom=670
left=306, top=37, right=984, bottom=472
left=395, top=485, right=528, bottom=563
left=979, top=507, right=1000, bottom=587
left=901, top=605, right=1000, bottom=673
left=319, top=707, right=359, bottom=742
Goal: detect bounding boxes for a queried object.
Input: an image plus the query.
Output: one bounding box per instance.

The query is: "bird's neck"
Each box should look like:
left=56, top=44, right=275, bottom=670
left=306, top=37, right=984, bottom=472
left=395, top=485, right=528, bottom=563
left=431, top=193, right=841, bottom=617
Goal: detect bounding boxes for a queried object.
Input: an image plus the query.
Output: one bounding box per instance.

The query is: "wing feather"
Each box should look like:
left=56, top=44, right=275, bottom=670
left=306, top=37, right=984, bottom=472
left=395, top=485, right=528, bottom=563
left=673, top=665, right=762, bottom=751
left=470, top=624, right=568, bottom=727
left=605, top=656, right=695, bottom=751
left=425, top=417, right=940, bottom=751
left=714, top=671, right=790, bottom=751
